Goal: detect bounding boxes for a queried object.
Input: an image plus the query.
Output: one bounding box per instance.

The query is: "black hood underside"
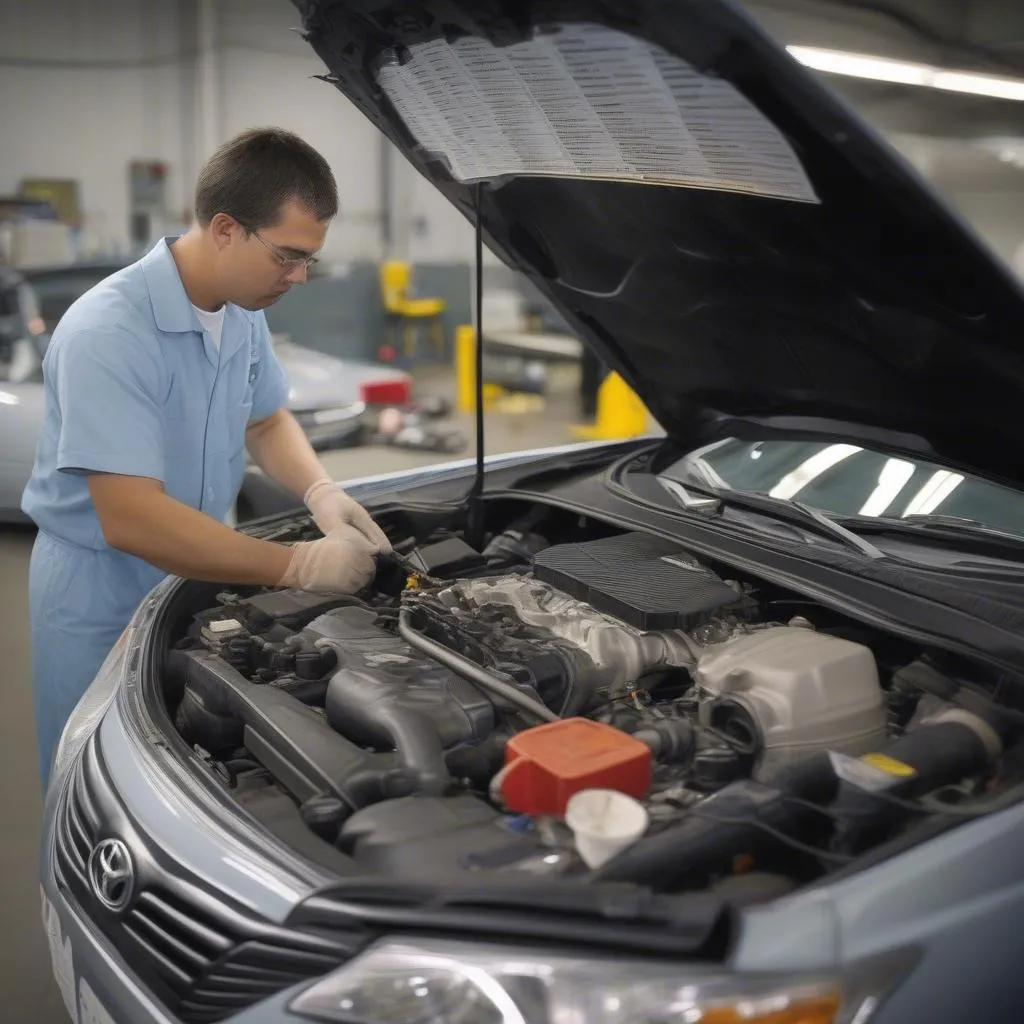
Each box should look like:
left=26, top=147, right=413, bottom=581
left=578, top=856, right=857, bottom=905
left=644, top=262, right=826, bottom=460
left=292, top=0, right=1024, bottom=491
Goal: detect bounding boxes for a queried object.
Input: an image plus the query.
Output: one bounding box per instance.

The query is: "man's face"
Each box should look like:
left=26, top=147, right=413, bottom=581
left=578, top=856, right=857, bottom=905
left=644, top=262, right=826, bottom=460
left=216, top=199, right=329, bottom=310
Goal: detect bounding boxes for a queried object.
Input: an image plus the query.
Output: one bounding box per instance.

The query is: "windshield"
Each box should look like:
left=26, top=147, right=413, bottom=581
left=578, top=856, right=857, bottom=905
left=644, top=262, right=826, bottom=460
left=663, top=438, right=1024, bottom=539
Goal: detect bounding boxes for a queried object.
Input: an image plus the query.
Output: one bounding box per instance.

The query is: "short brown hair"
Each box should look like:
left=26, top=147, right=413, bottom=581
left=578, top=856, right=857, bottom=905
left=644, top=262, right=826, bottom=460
left=194, top=127, right=338, bottom=229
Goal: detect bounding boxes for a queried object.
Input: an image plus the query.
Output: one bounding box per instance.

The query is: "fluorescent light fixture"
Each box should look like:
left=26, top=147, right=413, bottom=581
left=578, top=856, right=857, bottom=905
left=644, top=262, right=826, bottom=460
left=788, top=46, right=930, bottom=86
left=932, top=70, right=1024, bottom=102
left=788, top=45, right=1024, bottom=102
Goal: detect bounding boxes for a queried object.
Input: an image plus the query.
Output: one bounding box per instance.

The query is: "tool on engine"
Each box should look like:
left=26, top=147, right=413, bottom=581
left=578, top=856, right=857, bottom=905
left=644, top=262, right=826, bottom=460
left=377, top=550, right=445, bottom=589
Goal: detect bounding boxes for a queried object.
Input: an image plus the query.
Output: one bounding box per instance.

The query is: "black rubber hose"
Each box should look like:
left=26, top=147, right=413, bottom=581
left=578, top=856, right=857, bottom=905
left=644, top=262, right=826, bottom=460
left=830, top=716, right=997, bottom=855
left=593, top=752, right=841, bottom=887
left=633, top=719, right=695, bottom=763
left=398, top=608, right=559, bottom=724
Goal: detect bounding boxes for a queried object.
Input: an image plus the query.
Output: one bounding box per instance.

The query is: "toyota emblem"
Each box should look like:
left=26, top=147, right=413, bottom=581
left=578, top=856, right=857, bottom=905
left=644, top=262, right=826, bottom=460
left=87, top=838, right=134, bottom=912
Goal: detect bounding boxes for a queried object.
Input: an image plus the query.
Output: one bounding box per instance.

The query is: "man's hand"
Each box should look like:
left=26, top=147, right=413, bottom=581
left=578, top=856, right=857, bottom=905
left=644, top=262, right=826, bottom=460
left=246, top=410, right=390, bottom=552
left=304, top=478, right=391, bottom=553
left=278, top=522, right=378, bottom=594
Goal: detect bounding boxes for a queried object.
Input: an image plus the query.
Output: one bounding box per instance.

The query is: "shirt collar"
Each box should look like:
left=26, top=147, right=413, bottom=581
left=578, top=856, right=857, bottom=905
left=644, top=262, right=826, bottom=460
left=141, top=236, right=198, bottom=334
left=141, top=236, right=253, bottom=367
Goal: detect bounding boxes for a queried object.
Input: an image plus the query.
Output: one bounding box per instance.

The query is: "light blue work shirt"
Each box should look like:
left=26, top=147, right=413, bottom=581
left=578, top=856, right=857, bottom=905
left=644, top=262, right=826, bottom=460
left=22, top=236, right=289, bottom=781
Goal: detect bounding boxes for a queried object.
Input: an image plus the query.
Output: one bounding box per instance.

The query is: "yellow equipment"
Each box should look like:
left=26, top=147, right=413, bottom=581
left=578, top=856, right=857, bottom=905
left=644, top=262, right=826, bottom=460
left=572, top=370, right=648, bottom=440
left=379, top=260, right=447, bottom=359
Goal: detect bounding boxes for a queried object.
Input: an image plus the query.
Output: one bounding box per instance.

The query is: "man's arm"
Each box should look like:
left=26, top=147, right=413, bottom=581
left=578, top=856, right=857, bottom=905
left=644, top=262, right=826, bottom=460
left=245, top=408, right=391, bottom=551
left=54, top=325, right=374, bottom=592
left=244, top=407, right=332, bottom=501
left=88, top=474, right=292, bottom=584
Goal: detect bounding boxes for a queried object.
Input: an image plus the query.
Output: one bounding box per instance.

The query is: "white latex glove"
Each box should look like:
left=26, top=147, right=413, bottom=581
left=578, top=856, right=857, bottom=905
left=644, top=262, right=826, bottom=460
left=304, top=478, right=392, bottom=553
left=278, top=523, right=378, bottom=594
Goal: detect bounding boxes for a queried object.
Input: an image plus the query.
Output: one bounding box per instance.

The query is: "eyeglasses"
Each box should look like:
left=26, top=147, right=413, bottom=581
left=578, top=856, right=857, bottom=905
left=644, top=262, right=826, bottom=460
left=250, top=230, right=320, bottom=270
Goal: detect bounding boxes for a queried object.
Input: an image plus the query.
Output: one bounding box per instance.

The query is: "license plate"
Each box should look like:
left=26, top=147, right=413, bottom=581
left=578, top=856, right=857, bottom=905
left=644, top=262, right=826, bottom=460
left=41, top=889, right=118, bottom=1024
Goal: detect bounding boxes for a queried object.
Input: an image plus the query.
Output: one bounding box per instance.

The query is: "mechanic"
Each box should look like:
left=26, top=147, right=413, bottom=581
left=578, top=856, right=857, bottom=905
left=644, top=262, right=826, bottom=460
left=21, top=127, right=390, bottom=784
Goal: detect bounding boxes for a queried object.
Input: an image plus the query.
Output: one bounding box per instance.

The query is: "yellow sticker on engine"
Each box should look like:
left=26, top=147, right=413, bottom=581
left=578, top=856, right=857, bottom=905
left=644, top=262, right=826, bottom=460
left=860, top=753, right=916, bottom=778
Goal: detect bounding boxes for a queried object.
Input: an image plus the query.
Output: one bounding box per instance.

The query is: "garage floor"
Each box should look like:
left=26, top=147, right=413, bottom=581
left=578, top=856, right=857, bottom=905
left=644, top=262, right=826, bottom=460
left=0, top=364, right=646, bottom=1020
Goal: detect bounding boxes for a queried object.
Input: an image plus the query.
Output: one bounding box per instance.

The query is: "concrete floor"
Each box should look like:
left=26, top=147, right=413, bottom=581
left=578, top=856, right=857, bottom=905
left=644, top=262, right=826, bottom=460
left=0, top=361, right=633, bottom=1020
left=0, top=524, right=69, bottom=1021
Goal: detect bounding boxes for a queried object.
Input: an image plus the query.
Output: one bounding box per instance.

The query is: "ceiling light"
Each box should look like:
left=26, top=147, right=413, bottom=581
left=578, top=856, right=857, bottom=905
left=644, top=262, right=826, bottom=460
left=932, top=70, right=1024, bottom=102
left=787, top=45, right=1024, bottom=102
left=787, top=46, right=930, bottom=86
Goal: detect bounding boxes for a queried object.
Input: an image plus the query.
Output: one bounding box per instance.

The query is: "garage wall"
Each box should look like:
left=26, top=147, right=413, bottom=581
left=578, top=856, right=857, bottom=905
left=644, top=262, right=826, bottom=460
left=0, top=0, right=189, bottom=257
left=946, top=192, right=1024, bottom=269
left=2, top=0, right=1021, bottom=275
left=0, top=0, right=483, bottom=265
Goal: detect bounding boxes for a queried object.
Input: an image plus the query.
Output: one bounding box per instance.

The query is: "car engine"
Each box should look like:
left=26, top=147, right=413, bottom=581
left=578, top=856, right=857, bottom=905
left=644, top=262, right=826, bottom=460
left=168, top=526, right=1015, bottom=894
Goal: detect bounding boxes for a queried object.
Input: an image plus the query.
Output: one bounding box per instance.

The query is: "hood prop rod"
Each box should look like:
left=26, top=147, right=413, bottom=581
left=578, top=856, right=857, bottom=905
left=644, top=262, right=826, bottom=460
left=466, top=181, right=487, bottom=550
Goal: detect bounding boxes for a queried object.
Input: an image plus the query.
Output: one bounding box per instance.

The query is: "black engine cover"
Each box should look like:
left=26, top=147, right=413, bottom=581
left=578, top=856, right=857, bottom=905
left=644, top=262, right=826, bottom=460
left=533, top=532, right=740, bottom=630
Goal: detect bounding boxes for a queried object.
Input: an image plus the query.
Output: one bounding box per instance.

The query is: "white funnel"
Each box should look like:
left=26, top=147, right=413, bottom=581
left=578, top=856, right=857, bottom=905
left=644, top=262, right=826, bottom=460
left=565, top=789, right=649, bottom=869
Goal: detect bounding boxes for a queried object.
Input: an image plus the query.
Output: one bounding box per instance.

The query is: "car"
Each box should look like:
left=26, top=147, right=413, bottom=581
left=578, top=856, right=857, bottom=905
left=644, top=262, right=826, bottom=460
left=0, top=265, right=410, bottom=522
left=39, top=2, right=1024, bottom=1024
left=25, top=261, right=132, bottom=334
left=0, top=267, right=49, bottom=523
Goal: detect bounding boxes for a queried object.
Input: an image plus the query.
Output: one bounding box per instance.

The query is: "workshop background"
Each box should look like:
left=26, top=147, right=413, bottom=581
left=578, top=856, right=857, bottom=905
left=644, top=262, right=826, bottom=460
left=3, top=0, right=1024, bottom=1018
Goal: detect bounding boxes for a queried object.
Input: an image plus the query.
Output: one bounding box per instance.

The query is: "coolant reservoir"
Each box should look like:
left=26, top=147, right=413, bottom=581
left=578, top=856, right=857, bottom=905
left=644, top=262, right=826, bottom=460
left=694, top=625, right=887, bottom=781
left=499, top=718, right=652, bottom=817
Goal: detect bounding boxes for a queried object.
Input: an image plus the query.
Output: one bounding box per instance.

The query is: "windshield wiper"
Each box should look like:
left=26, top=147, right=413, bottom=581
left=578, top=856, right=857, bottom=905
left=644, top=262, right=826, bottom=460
left=657, top=478, right=887, bottom=560
left=851, top=514, right=1024, bottom=553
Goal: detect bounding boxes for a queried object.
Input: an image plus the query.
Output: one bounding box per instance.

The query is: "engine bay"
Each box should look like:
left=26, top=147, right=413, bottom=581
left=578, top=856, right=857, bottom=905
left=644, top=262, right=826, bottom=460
left=164, top=508, right=1024, bottom=900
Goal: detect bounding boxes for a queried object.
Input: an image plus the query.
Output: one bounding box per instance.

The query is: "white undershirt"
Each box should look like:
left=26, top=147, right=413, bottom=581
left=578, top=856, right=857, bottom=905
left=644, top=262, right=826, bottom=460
left=192, top=303, right=227, bottom=350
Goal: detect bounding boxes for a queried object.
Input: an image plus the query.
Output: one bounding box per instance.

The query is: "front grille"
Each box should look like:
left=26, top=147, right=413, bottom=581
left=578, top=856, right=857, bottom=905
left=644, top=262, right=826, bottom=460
left=54, top=737, right=355, bottom=1023
left=128, top=886, right=346, bottom=1023
left=55, top=745, right=101, bottom=888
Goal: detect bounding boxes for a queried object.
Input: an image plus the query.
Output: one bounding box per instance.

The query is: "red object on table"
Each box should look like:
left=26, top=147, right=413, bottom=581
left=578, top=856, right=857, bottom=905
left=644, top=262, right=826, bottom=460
left=360, top=378, right=410, bottom=406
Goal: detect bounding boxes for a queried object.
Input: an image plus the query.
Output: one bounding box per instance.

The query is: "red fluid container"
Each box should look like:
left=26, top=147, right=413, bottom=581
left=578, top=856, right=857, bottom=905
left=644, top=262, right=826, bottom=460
left=499, top=718, right=652, bottom=817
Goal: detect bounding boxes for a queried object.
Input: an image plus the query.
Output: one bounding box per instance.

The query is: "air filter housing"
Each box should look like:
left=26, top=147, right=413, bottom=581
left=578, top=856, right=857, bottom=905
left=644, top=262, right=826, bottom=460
left=533, top=532, right=740, bottom=631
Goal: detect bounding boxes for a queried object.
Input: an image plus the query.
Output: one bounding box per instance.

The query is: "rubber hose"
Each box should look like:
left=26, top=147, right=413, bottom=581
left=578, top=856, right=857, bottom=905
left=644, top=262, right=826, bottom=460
left=830, top=716, right=996, bottom=855
left=398, top=608, right=559, bottom=724
left=592, top=752, right=840, bottom=887
left=633, top=719, right=695, bottom=763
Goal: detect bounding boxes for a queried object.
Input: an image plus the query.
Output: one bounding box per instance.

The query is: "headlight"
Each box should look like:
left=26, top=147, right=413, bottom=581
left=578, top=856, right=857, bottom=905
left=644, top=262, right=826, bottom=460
left=49, top=627, right=134, bottom=785
left=290, top=938, right=913, bottom=1024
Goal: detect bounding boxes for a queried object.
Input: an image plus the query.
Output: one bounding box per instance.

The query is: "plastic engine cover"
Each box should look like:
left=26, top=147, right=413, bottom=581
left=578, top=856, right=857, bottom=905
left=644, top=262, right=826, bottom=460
left=315, top=607, right=496, bottom=793
left=532, top=532, right=741, bottom=630
left=694, top=625, right=887, bottom=781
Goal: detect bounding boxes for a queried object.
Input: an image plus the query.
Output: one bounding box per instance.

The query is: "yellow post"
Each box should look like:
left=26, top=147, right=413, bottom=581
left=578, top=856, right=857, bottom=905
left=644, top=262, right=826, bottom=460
left=455, top=323, right=477, bottom=414
left=572, top=371, right=648, bottom=441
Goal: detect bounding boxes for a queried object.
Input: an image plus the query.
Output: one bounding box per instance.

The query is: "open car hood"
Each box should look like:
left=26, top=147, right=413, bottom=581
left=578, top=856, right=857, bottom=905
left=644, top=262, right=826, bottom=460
left=292, top=0, right=1024, bottom=490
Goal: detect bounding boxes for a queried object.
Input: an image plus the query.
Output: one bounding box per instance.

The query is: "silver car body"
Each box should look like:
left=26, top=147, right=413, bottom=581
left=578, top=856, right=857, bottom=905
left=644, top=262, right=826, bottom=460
left=37, top=446, right=1024, bottom=1024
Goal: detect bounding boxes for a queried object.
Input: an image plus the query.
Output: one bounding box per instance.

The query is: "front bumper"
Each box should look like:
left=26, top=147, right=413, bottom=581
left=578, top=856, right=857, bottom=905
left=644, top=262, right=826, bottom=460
left=41, top=715, right=352, bottom=1024
left=41, top=880, right=171, bottom=1024
left=39, top=880, right=314, bottom=1024
left=292, top=405, right=366, bottom=452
